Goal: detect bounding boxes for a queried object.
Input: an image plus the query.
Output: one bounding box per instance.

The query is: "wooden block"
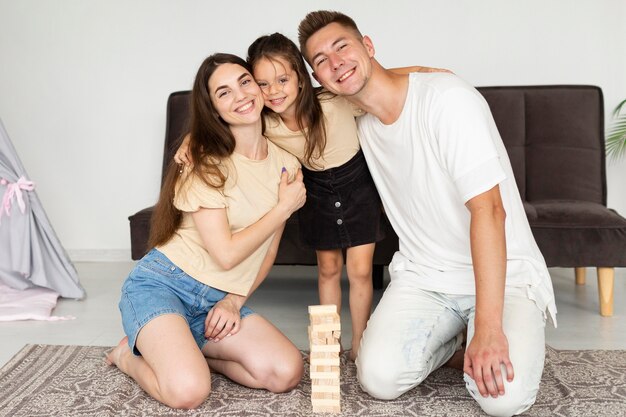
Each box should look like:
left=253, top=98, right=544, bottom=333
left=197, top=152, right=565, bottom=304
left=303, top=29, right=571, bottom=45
left=312, top=404, right=341, bottom=413
left=312, top=378, right=340, bottom=386
left=310, top=357, right=340, bottom=366
left=312, top=384, right=341, bottom=393
left=312, top=392, right=341, bottom=400
left=310, top=351, right=339, bottom=359
left=310, top=344, right=341, bottom=353
left=310, top=371, right=340, bottom=379
left=308, top=305, right=338, bottom=315
left=311, top=322, right=341, bottom=332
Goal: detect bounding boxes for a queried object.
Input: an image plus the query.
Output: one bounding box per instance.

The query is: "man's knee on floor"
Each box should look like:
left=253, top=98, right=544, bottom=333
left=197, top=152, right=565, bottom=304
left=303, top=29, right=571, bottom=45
left=468, top=375, right=538, bottom=417
left=357, top=355, right=427, bottom=400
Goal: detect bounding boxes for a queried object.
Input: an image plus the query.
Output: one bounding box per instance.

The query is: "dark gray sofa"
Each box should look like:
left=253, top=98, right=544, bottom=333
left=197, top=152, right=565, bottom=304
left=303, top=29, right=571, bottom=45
left=129, top=85, right=626, bottom=316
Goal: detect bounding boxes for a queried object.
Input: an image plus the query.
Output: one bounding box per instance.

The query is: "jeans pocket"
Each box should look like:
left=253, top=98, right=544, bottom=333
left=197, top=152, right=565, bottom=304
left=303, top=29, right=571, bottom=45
left=138, top=252, right=187, bottom=279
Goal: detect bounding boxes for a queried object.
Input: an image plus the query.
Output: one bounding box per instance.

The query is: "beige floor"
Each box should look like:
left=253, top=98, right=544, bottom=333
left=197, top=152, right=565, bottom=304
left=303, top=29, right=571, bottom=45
left=1, top=263, right=625, bottom=367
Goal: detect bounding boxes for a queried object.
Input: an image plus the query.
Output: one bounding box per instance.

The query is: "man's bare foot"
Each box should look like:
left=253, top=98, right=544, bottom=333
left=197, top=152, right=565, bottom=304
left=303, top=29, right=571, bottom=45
left=105, top=336, right=130, bottom=367
left=444, top=348, right=464, bottom=370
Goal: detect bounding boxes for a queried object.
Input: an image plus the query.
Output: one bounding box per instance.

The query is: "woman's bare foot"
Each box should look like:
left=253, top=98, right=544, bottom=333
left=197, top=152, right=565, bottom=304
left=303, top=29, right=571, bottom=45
left=105, top=336, right=130, bottom=367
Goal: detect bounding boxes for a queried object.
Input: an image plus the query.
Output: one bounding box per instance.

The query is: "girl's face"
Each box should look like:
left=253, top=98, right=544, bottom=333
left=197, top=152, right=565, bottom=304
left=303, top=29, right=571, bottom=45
left=208, top=63, right=264, bottom=126
left=253, top=57, right=300, bottom=117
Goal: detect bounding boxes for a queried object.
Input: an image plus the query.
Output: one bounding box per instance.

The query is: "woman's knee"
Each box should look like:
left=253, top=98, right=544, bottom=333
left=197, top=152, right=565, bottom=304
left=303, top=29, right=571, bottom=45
left=161, top=374, right=211, bottom=409
left=260, top=349, right=304, bottom=393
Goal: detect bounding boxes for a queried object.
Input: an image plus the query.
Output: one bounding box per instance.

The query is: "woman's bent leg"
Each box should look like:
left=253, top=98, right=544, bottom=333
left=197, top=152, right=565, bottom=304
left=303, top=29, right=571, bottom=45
left=108, top=314, right=211, bottom=409
left=345, top=243, right=375, bottom=360
left=202, top=314, right=303, bottom=393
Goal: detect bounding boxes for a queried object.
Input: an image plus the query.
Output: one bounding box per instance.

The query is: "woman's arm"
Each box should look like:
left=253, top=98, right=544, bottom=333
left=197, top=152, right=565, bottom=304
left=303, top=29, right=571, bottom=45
left=191, top=169, right=305, bottom=271
left=204, top=223, right=286, bottom=341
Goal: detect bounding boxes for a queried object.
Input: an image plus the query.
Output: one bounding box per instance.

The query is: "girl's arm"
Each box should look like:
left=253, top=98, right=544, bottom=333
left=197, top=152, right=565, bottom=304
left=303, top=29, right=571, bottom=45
left=390, top=65, right=452, bottom=74
left=191, top=169, right=305, bottom=271
left=174, top=134, right=192, bottom=165
left=204, top=223, right=286, bottom=341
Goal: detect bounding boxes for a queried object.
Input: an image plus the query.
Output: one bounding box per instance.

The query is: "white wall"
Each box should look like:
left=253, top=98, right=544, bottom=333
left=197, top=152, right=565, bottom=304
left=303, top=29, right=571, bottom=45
left=1, top=0, right=625, bottom=260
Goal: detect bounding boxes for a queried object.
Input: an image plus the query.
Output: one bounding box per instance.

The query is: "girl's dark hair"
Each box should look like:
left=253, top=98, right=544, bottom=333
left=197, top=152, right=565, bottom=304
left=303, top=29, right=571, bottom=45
left=247, top=33, right=326, bottom=168
left=149, top=53, right=251, bottom=248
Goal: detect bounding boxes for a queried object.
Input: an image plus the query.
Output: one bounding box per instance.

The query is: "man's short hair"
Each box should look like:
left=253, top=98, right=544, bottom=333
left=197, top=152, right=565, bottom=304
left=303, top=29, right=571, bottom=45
left=298, top=10, right=363, bottom=62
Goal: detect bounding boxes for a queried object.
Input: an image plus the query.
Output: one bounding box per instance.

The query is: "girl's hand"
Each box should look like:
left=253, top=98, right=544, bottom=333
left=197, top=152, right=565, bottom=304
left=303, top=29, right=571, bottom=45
left=204, top=296, right=243, bottom=342
left=174, top=134, right=192, bottom=165
left=277, top=168, right=306, bottom=216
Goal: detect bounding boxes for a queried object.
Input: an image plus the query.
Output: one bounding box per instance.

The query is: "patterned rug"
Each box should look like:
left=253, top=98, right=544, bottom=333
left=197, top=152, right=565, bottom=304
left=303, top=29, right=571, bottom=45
left=0, top=344, right=624, bottom=416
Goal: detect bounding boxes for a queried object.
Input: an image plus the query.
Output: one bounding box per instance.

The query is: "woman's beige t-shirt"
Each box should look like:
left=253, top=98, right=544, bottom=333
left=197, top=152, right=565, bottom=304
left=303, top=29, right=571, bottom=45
left=264, top=93, right=362, bottom=171
left=157, top=140, right=300, bottom=296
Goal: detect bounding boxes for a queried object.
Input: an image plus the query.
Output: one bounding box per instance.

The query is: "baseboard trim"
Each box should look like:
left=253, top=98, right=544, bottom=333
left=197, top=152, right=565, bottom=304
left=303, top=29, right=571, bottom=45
left=66, top=249, right=132, bottom=262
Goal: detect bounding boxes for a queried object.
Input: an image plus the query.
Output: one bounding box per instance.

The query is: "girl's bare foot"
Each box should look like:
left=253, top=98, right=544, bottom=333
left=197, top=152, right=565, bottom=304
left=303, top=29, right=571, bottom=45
left=105, top=336, right=130, bottom=367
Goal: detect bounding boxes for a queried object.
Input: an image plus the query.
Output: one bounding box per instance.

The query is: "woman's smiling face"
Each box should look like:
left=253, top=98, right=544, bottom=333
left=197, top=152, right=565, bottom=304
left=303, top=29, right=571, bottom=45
left=208, top=63, right=264, bottom=126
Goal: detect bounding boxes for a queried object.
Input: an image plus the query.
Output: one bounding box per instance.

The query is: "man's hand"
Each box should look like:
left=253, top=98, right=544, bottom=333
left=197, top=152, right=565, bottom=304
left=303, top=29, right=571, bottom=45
left=204, top=295, right=244, bottom=342
left=463, top=327, right=514, bottom=398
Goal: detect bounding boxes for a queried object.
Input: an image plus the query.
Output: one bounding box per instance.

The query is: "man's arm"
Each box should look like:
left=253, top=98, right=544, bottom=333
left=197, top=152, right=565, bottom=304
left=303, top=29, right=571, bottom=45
left=463, top=184, right=514, bottom=398
left=389, top=65, right=452, bottom=75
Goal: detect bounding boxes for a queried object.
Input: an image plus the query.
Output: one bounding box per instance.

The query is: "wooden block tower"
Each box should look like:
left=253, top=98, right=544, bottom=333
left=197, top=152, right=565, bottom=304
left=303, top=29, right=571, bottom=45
left=308, top=305, right=341, bottom=413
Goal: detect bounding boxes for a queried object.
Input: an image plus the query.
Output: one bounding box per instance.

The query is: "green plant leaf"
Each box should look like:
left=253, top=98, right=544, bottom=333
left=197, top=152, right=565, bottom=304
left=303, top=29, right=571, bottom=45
left=612, top=99, right=626, bottom=118
left=606, top=113, right=626, bottom=160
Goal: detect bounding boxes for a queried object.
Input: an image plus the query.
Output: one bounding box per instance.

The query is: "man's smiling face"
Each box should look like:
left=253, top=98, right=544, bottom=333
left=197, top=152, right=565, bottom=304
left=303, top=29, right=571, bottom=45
left=305, top=22, right=375, bottom=97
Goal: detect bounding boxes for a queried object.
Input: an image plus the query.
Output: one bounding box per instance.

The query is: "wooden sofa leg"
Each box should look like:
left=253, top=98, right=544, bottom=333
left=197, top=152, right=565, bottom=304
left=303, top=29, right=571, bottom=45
left=575, top=267, right=586, bottom=285
left=597, top=267, right=614, bottom=317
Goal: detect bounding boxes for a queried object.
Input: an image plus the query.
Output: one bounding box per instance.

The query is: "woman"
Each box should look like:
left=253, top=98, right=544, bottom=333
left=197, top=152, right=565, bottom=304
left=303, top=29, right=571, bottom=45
left=106, top=53, right=306, bottom=409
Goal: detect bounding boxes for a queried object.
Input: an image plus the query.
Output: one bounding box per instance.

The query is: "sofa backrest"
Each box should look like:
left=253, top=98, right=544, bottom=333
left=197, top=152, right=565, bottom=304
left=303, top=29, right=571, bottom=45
left=160, top=91, right=192, bottom=187
left=478, top=85, right=605, bottom=205
left=161, top=85, right=606, bottom=204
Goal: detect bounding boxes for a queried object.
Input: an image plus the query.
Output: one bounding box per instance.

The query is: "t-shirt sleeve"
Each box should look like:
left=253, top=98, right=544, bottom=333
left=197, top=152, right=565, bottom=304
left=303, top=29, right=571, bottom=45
left=173, top=172, right=227, bottom=212
left=283, top=152, right=302, bottom=180
left=435, top=88, right=506, bottom=203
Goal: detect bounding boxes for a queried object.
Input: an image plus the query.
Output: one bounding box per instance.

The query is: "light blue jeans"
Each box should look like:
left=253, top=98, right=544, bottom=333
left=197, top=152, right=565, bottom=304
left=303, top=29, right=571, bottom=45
left=356, top=269, right=546, bottom=417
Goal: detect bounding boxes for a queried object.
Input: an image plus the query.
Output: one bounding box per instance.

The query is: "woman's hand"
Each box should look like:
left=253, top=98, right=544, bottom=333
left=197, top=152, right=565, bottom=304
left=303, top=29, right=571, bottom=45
left=174, top=134, right=192, bottom=165
left=277, top=168, right=306, bottom=217
left=204, top=295, right=244, bottom=342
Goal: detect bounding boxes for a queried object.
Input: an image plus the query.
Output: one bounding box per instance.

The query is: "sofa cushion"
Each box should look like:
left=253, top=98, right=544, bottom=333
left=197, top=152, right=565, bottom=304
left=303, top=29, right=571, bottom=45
left=528, top=200, right=626, bottom=267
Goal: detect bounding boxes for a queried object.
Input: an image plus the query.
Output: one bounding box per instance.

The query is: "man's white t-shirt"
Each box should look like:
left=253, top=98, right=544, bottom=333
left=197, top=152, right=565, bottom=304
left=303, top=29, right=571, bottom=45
left=357, top=72, right=556, bottom=323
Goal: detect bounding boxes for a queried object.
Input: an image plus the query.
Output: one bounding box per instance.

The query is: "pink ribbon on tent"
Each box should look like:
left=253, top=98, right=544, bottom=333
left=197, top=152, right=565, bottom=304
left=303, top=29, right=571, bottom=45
left=0, top=176, right=35, bottom=225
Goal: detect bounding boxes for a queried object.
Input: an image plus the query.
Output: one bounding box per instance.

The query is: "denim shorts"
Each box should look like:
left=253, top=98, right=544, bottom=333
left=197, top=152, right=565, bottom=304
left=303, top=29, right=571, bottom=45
left=119, top=249, right=254, bottom=355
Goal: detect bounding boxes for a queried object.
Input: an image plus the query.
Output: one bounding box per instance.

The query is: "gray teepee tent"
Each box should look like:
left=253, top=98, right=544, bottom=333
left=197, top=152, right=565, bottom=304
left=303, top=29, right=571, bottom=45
left=0, top=118, right=85, bottom=299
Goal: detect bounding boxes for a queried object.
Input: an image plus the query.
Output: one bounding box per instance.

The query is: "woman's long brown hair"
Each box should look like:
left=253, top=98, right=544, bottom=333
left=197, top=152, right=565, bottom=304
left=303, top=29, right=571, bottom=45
left=149, top=53, right=252, bottom=248
left=247, top=33, right=326, bottom=168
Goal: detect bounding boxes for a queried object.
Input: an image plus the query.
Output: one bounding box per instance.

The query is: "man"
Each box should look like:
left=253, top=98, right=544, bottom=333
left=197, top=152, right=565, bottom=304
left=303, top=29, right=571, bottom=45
left=298, top=11, right=556, bottom=417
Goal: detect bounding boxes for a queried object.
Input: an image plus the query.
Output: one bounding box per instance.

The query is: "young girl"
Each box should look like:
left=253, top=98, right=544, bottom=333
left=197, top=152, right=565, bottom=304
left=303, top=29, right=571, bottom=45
left=107, top=53, right=306, bottom=409
left=176, top=34, right=444, bottom=361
